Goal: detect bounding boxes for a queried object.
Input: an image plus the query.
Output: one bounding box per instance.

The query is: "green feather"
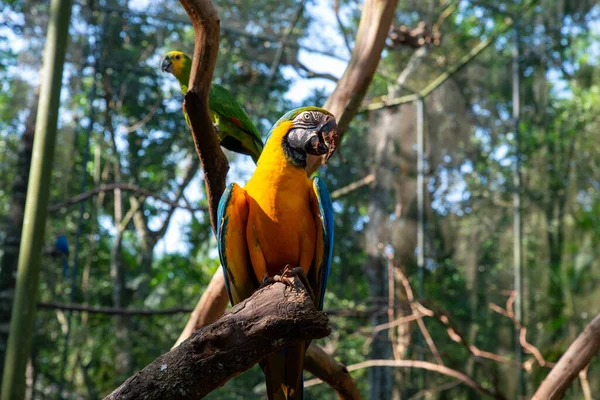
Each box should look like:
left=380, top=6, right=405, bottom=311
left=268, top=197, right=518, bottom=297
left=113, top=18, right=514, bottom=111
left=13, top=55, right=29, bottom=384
left=163, top=51, right=264, bottom=163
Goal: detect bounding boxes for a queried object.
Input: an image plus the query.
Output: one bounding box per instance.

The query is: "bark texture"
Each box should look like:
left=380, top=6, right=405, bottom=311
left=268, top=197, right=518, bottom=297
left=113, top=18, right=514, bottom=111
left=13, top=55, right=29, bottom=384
left=105, top=276, right=330, bottom=400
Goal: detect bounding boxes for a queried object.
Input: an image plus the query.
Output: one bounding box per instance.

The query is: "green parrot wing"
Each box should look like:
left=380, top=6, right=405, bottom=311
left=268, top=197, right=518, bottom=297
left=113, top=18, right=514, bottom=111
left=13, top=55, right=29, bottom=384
left=216, top=183, right=258, bottom=305
left=209, top=83, right=264, bottom=148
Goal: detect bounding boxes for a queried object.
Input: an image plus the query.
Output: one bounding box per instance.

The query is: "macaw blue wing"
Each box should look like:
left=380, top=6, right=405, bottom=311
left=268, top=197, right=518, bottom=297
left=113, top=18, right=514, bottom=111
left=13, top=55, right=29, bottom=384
left=216, top=183, right=258, bottom=306
left=308, top=176, right=334, bottom=311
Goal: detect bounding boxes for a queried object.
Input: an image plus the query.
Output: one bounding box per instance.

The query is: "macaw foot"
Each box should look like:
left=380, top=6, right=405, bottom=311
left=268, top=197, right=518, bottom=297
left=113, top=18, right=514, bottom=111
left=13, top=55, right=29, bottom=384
left=213, top=123, right=220, bottom=134
left=260, top=265, right=316, bottom=303
left=283, top=265, right=316, bottom=303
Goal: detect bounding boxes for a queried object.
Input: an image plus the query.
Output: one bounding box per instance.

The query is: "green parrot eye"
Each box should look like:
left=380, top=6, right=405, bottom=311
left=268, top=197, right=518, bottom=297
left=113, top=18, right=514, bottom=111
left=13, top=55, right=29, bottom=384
left=175, top=55, right=181, bottom=60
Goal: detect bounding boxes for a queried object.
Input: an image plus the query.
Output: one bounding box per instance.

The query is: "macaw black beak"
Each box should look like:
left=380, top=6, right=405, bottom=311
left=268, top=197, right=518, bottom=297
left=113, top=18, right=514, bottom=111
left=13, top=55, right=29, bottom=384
left=317, top=115, right=338, bottom=160
left=161, top=56, right=173, bottom=73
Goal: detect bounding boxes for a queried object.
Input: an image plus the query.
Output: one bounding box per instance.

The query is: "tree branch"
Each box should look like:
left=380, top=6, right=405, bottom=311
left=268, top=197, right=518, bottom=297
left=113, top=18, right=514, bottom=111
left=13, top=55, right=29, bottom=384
left=489, top=292, right=556, bottom=369
left=306, top=0, right=400, bottom=173
left=579, top=365, right=592, bottom=400
left=333, top=0, right=353, bottom=54
left=37, top=301, right=369, bottom=318
left=37, top=302, right=193, bottom=315
left=118, top=100, right=161, bottom=133
left=105, top=275, right=330, bottom=399
left=48, top=183, right=208, bottom=213
left=266, top=0, right=305, bottom=85
left=180, top=0, right=228, bottom=233
left=294, top=60, right=339, bottom=82
left=389, top=254, right=443, bottom=365
left=330, top=173, right=375, bottom=199
left=306, top=359, right=504, bottom=399
left=532, top=312, right=600, bottom=400
left=154, top=157, right=200, bottom=238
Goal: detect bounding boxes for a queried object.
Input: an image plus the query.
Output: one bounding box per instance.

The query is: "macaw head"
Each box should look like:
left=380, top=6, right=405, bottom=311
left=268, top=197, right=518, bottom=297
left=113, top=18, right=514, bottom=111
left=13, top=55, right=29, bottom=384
left=272, top=107, right=338, bottom=167
left=161, top=51, right=192, bottom=87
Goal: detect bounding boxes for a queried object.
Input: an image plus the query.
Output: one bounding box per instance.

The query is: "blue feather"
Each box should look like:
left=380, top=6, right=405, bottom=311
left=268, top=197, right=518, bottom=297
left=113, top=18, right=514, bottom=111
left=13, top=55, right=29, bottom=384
left=217, top=183, right=235, bottom=305
left=313, top=177, right=334, bottom=311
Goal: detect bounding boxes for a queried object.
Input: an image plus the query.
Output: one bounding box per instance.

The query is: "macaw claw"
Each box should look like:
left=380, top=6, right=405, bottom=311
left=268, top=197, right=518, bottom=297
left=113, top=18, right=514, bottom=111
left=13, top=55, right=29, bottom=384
left=261, top=265, right=316, bottom=304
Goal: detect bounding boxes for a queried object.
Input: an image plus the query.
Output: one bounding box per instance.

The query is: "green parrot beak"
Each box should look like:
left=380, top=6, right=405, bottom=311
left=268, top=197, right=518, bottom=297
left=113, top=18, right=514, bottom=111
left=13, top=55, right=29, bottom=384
left=161, top=56, right=173, bottom=73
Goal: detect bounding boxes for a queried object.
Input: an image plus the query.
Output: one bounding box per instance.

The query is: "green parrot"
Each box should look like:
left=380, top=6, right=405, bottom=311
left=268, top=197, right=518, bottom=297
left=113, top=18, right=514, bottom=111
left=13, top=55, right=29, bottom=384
left=161, top=51, right=264, bottom=163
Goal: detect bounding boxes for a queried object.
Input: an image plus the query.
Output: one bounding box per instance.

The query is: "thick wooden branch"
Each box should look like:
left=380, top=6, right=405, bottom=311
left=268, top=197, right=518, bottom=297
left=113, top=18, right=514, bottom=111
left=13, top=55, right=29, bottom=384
left=532, top=312, right=600, bottom=400
left=179, top=0, right=228, bottom=233
left=306, top=0, right=400, bottom=174
left=105, top=276, right=330, bottom=399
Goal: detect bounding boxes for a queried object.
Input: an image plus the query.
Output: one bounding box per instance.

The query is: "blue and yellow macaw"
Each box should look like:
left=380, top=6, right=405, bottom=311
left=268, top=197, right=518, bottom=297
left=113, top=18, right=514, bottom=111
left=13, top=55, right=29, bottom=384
left=217, top=107, right=336, bottom=400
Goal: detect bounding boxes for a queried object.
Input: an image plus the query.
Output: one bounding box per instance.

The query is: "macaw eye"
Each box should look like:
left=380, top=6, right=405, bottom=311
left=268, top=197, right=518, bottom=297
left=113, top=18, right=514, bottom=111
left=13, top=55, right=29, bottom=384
left=303, top=112, right=311, bottom=120
left=175, top=55, right=181, bottom=60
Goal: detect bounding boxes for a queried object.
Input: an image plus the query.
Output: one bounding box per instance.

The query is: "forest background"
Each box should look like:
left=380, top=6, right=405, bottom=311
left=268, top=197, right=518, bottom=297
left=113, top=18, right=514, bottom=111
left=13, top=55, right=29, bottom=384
left=1, top=0, right=599, bottom=398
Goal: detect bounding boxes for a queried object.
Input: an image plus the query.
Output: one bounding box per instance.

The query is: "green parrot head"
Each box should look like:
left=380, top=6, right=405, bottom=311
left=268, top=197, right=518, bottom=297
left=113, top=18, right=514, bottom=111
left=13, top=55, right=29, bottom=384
left=161, top=51, right=192, bottom=90
left=271, top=106, right=338, bottom=165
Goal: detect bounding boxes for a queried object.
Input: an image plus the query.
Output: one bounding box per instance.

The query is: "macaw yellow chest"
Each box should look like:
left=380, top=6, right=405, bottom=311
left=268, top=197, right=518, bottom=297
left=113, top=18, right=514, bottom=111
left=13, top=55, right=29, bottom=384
left=244, top=167, right=317, bottom=280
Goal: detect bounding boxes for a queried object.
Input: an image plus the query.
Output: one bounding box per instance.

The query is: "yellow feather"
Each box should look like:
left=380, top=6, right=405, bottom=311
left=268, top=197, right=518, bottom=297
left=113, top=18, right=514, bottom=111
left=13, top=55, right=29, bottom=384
left=244, top=120, right=316, bottom=280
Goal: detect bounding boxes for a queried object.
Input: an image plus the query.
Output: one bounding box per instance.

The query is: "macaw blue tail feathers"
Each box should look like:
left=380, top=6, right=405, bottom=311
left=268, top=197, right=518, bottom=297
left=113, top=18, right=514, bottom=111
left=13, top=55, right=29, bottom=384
left=262, top=343, right=305, bottom=400
left=62, top=256, right=69, bottom=278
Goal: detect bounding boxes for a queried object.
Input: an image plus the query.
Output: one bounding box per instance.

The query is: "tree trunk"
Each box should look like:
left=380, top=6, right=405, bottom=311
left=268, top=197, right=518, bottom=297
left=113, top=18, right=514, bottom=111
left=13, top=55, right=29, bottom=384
left=369, top=103, right=421, bottom=399
left=365, top=110, right=394, bottom=400
left=0, top=86, right=38, bottom=380
left=0, top=0, right=72, bottom=396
